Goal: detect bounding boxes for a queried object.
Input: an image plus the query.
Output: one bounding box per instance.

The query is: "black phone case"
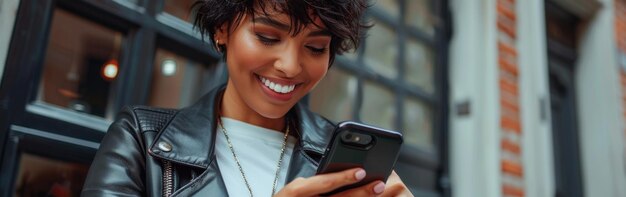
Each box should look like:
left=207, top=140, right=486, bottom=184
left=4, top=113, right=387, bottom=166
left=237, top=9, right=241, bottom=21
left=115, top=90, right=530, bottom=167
left=316, top=121, right=403, bottom=195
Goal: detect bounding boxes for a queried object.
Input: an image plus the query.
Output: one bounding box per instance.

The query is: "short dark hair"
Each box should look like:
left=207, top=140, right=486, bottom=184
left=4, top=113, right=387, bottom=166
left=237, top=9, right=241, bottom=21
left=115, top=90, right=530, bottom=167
left=192, top=0, right=370, bottom=64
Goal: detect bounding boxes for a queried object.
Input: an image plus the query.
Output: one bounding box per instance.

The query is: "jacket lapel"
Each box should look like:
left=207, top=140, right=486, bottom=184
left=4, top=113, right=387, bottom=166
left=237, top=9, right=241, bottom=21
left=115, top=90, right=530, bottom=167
left=285, top=103, right=336, bottom=182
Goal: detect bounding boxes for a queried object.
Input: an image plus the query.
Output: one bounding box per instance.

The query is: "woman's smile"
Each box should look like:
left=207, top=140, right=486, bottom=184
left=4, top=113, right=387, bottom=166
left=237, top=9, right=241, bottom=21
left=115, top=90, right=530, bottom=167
left=255, top=73, right=303, bottom=102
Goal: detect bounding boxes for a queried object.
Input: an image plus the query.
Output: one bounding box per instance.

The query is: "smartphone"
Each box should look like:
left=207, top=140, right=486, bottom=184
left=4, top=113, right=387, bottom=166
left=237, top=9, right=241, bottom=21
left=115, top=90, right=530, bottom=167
left=316, top=121, right=403, bottom=195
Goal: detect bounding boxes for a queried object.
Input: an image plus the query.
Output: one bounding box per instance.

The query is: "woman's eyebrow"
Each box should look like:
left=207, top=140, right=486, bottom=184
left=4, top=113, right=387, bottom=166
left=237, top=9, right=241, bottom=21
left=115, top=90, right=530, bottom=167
left=308, top=29, right=331, bottom=37
left=253, top=16, right=331, bottom=37
left=253, top=17, right=290, bottom=31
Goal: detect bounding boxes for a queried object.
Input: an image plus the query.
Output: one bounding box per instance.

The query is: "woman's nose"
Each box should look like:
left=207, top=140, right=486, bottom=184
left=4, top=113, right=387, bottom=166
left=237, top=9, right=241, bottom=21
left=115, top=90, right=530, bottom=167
left=274, top=47, right=302, bottom=78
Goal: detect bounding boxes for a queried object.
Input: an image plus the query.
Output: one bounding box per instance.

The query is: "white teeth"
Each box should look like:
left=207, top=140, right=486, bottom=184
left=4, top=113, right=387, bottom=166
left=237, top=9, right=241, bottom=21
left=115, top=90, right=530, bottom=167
left=274, top=84, right=284, bottom=93
left=259, top=76, right=297, bottom=94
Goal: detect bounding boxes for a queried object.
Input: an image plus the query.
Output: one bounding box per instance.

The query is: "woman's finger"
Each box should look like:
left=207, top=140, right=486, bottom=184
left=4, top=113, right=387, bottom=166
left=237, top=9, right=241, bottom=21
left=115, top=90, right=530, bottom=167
left=275, top=168, right=366, bottom=196
left=330, top=180, right=385, bottom=197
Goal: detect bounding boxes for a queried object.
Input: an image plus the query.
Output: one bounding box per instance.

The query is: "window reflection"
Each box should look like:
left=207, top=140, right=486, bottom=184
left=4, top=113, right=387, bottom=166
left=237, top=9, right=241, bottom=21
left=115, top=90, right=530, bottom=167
left=406, top=39, right=434, bottom=93
left=14, top=153, right=89, bottom=197
left=112, top=0, right=143, bottom=8
left=403, top=97, right=434, bottom=150
left=365, top=21, right=397, bottom=79
left=309, top=67, right=358, bottom=122
left=148, top=48, right=214, bottom=108
left=375, top=0, right=399, bottom=19
left=163, top=0, right=196, bottom=22
left=38, top=8, right=124, bottom=120
left=361, top=81, right=395, bottom=130
left=406, top=0, right=436, bottom=37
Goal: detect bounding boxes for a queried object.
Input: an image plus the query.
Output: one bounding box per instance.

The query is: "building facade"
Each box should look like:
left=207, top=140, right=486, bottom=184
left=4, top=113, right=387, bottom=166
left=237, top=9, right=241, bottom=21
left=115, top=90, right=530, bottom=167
left=0, top=0, right=625, bottom=196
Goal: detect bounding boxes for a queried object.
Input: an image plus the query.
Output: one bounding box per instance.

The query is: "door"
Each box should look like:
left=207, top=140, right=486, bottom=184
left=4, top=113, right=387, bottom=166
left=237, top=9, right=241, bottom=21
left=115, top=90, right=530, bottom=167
left=545, top=1, right=584, bottom=196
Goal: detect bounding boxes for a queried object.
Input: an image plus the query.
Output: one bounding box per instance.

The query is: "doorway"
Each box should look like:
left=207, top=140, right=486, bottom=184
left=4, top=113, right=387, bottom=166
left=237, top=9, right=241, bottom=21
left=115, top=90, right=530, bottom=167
left=545, top=1, right=584, bottom=197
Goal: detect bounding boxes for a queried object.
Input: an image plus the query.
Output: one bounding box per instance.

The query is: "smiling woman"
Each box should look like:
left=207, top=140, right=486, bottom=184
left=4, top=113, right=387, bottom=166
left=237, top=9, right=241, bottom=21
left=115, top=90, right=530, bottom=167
left=80, top=1, right=414, bottom=197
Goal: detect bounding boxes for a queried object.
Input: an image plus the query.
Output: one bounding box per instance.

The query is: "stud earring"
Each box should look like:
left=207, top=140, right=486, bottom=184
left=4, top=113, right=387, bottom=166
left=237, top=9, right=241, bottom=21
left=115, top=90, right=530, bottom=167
left=215, top=39, right=221, bottom=52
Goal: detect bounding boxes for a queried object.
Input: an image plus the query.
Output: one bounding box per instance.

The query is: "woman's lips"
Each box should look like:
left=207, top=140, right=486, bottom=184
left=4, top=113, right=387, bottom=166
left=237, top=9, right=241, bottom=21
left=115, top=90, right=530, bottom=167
left=256, top=74, right=300, bottom=102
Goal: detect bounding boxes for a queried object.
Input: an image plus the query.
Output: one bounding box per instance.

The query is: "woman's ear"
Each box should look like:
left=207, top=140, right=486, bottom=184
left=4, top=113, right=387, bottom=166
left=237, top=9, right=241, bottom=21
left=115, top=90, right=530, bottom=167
left=214, top=23, right=228, bottom=45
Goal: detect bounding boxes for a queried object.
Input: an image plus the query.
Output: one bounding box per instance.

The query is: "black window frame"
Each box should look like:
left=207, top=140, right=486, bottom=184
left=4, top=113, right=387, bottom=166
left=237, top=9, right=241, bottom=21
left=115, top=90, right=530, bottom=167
left=0, top=0, right=218, bottom=194
left=310, top=0, right=451, bottom=195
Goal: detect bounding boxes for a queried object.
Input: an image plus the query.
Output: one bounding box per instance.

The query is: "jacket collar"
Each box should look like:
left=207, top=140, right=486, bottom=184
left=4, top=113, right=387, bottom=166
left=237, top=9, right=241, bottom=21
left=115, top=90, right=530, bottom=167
left=148, top=84, right=335, bottom=168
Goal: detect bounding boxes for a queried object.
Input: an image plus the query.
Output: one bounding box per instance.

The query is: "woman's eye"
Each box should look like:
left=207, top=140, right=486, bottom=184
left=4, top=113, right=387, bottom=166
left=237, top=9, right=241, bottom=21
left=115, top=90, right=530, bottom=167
left=256, top=34, right=279, bottom=45
left=306, top=46, right=327, bottom=54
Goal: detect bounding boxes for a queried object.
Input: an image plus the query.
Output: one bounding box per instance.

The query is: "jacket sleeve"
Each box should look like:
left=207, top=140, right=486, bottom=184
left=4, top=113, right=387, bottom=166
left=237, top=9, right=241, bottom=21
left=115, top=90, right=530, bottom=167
left=81, top=107, right=146, bottom=197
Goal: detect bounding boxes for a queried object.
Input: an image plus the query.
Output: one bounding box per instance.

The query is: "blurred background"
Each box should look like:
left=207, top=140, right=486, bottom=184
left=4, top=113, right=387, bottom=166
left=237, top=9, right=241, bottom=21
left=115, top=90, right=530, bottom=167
left=0, top=0, right=625, bottom=196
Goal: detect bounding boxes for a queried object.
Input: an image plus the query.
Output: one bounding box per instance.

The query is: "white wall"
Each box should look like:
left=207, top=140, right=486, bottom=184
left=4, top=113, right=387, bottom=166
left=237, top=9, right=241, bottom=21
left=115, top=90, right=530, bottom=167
left=0, top=0, right=20, bottom=84
left=517, top=0, right=556, bottom=196
left=576, top=0, right=626, bottom=196
left=448, top=0, right=501, bottom=196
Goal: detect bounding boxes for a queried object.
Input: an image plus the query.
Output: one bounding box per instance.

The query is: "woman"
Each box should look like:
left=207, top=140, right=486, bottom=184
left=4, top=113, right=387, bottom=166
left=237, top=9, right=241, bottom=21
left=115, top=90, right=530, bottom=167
left=81, top=0, right=414, bottom=196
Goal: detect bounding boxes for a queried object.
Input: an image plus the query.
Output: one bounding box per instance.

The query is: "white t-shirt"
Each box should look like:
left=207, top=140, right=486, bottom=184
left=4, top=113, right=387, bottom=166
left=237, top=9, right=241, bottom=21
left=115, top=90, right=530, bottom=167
left=215, top=117, right=297, bottom=197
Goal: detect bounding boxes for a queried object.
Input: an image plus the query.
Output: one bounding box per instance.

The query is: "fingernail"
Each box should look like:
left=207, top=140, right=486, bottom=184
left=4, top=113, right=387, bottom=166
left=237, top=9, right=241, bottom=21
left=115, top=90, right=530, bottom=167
left=374, top=182, right=385, bottom=194
left=355, top=169, right=366, bottom=180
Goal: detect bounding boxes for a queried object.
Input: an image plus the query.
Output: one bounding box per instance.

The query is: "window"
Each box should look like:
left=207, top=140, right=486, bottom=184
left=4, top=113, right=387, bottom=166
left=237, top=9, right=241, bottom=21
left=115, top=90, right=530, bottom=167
left=307, top=0, right=449, bottom=194
left=37, top=8, right=124, bottom=120
left=13, top=153, right=89, bottom=197
left=309, top=67, right=358, bottom=121
left=0, top=0, right=218, bottom=193
left=162, top=0, right=196, bottom=22
left=148, top=48, right=216, bottom=109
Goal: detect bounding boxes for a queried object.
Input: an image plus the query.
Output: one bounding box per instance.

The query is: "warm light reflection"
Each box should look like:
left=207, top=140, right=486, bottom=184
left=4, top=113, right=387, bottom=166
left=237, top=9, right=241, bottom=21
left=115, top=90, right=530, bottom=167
left=102, top=59, right=119, bottom=80
left=161, top=59, right=177, bottom=76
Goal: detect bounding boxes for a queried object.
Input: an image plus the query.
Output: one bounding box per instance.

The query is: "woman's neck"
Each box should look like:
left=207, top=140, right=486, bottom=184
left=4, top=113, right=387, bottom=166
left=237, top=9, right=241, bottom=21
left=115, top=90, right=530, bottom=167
left=220, top=80, right=286, bottom=132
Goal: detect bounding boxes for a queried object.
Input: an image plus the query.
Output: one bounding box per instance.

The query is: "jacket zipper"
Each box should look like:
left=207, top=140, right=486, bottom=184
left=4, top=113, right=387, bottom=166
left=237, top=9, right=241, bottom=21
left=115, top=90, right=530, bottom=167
left=163, top=160, right=174, bottom=197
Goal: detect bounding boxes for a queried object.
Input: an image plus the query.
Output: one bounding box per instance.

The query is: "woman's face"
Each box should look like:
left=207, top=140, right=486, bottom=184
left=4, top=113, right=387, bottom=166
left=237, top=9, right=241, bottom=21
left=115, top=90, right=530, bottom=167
left=216, top=10, right=331, bottom=119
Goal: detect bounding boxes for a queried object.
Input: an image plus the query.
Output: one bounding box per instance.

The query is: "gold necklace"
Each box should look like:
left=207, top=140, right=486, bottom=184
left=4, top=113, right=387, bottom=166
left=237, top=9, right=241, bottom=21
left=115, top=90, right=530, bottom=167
left=217, top=117, right=290, bottom=197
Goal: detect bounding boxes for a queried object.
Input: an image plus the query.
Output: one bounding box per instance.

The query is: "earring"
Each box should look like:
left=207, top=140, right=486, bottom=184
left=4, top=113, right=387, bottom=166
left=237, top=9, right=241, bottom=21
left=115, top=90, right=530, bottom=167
left=215, top=39, right=221, bottom=53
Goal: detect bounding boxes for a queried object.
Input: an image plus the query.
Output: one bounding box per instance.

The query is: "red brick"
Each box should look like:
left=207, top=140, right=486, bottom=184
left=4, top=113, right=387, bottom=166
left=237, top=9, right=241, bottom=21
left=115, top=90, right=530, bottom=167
left=503, top=184, right=525, bottom=197
left=501, top=139, right=521, bottom=155
left=497, top=2, right=517, bottom=22
left=500, top=78, right=519, bottom=96
left=500, top=57, right=519, bottom=76
left=501, top=116, right=521, bottom=133
left=497, top=18, right=517, bottom=39
left=501, top=97, right=520, bottom=114
left=502, top=160, right=524, bottom=177
left=499, top=41, right=518, bottom=57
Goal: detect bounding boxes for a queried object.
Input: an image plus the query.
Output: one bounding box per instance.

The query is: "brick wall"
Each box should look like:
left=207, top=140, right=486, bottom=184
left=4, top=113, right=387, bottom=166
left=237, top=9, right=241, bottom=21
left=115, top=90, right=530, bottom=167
left=497, top=0, right=525, bottom=196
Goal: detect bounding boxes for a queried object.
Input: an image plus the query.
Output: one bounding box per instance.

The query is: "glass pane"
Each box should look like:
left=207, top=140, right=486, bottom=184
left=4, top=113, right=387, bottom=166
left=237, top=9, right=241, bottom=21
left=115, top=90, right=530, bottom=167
left=309, top=67, right=358, bottom=122
left=406, top=0, right=436, bottom=37
left=365, top=21, right=397, bottom=79
left=403, top=97, right=434, bottom=150
left=406, top=39, right=435, bottom=93
left=148, top=48, right=215, bottom=108
left=38, top=8, right=124, bottom=120
left=361, top=81, right=395, bottom=130
left=14, top=153, right=89, bottom=197
left=112, top=0, right=143, bottom=8
left=163, top=0, right=196, bottom=22
left=375, top=0, right=399, bottom=19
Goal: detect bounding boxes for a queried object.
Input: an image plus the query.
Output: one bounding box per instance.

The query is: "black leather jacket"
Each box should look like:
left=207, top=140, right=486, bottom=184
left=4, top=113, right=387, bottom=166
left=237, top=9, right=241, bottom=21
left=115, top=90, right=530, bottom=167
left=81, top=85, right=335, bottom=197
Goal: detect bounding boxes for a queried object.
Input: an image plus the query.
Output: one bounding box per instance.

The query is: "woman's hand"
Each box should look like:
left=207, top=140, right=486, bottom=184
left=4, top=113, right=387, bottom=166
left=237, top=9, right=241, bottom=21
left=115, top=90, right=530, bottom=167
left=274, top=169, right=414, bottom=197
left=378, top=171, right=414, bottom=197
left=274, top=168, right=385, bottom=197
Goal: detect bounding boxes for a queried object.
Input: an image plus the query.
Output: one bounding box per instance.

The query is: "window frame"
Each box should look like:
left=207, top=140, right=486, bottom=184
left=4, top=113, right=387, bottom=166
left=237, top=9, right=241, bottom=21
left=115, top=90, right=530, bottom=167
left=309, top=0, right=451, bottom=195
left=0, top=0, right=218, bottom=190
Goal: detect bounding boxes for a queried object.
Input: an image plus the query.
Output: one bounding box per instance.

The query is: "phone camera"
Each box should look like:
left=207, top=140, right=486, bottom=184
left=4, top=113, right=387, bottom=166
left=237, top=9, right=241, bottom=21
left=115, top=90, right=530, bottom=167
left=341, top=132, right=373, bottom=147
